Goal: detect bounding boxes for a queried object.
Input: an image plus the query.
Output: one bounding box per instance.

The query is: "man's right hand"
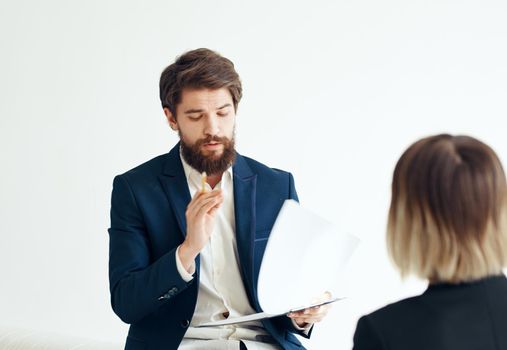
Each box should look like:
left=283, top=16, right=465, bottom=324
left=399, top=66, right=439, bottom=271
left=178, top=189, right=223, bottom=272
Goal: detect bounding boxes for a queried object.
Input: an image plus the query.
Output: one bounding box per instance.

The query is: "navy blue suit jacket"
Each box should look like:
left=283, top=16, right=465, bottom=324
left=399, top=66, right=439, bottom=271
left=108, top=144, right=309, bottom=350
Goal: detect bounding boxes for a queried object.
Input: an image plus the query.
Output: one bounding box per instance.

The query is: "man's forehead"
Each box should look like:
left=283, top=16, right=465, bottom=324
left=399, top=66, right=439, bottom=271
left=179, top=87, right=233, bottom=109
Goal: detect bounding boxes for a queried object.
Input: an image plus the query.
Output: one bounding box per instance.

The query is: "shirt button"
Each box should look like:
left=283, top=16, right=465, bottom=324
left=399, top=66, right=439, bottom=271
left=180, top=319, right=190, bottom=328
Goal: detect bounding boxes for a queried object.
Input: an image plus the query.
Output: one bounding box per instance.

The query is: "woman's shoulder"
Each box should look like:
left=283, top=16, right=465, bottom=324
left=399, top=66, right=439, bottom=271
left=363, top=294, right=425, bottom=324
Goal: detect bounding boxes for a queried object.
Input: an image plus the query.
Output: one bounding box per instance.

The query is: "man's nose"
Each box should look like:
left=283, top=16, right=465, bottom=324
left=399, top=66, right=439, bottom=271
left=204, top=115, right=220, bottom=136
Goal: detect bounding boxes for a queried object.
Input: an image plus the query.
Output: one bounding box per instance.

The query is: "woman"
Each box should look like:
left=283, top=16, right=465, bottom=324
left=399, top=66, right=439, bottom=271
left=353, top=134, right=507, bottom=350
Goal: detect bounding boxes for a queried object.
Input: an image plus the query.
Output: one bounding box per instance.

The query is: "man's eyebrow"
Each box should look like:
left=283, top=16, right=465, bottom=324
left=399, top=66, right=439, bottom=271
left=184, top=104, right=231, bottom=114
left=217, top=103, right=232, bottom=110
left=184, top=108, right=204, bottom=114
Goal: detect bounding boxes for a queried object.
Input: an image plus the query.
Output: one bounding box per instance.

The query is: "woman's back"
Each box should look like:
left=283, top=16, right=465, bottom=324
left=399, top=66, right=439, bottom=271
left=354, top=274, right=507, bottom=350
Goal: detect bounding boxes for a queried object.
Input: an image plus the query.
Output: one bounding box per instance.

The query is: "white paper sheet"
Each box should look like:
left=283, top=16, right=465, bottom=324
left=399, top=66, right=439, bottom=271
left=197, top=199, right=359, bottom=327
left=198, top=297, right=343, bottom=327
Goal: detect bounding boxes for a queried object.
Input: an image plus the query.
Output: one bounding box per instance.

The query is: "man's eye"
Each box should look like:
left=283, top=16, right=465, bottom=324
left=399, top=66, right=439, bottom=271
left=188, top=114, right=202, bottom=120
left=218, top=112, right=229, bottom=117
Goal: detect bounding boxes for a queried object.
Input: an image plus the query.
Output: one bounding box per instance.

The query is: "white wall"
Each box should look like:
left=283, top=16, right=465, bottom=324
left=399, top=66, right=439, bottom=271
left=1, top=0, right=506, bottom=349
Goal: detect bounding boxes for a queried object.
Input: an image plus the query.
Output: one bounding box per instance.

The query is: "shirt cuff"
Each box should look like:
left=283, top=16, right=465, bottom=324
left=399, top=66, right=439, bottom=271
left=291, top=319, right=313, bottom=335
left=175, top=245, right=195, bottom=282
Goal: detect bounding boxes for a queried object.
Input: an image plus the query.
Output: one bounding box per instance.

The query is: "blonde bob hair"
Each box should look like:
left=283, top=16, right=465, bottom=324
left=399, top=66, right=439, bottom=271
left=387, top=134, right=507, bottom=283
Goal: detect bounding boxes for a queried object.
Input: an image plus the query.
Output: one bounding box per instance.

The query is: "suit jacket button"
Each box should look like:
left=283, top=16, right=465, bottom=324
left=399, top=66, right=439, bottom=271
left=180, top=319, right=190, bottom=328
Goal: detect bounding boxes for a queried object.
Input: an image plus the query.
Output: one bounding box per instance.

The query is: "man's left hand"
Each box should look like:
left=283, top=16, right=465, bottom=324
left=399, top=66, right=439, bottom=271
left=287, top=291, right=333, bottom=328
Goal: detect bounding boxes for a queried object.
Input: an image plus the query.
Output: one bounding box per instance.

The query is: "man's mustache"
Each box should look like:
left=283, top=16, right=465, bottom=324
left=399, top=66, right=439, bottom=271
left=196, top=136, right=230, bottom=146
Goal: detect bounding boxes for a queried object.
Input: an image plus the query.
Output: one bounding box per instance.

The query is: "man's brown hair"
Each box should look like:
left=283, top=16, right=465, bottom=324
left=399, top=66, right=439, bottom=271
left=387, top=134, right=507, bottom=283
left=159, top=48, right=242, bottom=116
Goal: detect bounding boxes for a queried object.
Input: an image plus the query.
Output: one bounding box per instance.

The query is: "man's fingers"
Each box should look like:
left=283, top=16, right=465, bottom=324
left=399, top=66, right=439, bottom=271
left=294, top=314, right=326, bottom=324
left=311, top=291, right=333, bottom=304
left=187, top=190, right=222, bottom=216
left=289, top=308, right=329, bottom=323
left=287, top=291, right=333, bottom=326
left=195, top=195, right=224, bottom=218
left=190, top=189, right=222, bottom=203
left=208, top=207, right=218, bottom=217
left=288, top=304, right=330, bottom=318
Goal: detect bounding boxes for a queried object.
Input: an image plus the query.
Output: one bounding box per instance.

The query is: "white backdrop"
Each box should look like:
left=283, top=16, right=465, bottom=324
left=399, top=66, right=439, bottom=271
left=1, top=0, right=506, bottom=349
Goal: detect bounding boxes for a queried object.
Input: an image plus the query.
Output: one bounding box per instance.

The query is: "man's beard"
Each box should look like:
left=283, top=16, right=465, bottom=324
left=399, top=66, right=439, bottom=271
left=180, top=134, right=236, bottom=175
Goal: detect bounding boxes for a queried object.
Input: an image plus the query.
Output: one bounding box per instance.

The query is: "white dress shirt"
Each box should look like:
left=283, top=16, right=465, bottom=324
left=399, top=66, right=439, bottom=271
left=176, top=154, right=282, bottom=350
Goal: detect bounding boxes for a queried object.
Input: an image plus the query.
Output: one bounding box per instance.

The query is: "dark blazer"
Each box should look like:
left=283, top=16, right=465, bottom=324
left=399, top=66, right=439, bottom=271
left=353, top=274, right=507, bottom=350
left=108, top=143, right=309, bottom=350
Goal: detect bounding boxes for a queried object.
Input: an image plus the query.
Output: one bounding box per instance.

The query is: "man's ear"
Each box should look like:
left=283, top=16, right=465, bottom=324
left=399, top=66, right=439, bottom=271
left=163, top=108, right=178, bottom=131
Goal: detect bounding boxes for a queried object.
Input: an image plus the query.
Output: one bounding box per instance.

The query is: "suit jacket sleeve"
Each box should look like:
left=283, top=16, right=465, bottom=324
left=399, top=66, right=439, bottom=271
left=353, top=315, right=385, bottom=350
left=108, top=175, right=193, bottom=324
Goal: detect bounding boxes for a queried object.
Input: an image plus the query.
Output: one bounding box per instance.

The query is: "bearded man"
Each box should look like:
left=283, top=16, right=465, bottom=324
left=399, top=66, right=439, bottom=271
left=108, top=48, right=330, bottom=350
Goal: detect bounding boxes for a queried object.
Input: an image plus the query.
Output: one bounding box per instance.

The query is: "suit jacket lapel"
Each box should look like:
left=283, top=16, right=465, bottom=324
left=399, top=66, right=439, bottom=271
left=158, top=143, right=191, bottom=240
left=233, top=154, right=258, bottom=306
